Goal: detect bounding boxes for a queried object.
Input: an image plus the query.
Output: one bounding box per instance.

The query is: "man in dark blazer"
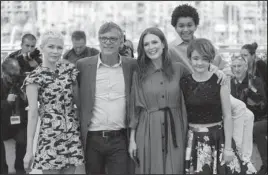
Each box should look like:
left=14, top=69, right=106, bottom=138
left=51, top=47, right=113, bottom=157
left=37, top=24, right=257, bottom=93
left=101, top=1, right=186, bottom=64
left=76, top=22, right=136, bottom=174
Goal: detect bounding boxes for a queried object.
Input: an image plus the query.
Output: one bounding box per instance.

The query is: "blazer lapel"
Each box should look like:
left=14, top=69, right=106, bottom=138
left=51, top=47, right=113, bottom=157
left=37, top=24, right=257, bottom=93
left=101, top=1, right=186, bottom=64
left=87, top=58, right=98, bottom=109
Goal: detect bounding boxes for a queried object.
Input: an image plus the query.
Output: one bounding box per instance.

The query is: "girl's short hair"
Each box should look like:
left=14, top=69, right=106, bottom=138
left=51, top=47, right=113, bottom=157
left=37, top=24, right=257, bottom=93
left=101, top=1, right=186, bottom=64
left=40, top=30, right=64, bottom=48
left=187, top=38, right=216, bottom=62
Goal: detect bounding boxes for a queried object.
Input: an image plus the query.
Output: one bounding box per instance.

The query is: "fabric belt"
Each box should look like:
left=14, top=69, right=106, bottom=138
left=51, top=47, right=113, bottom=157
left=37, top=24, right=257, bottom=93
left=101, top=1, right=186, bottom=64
left=88, top=129, right=126, bottom=138
left=147, top=106, right=178, bottom=154
left=189, top=123, right=222, bottom=132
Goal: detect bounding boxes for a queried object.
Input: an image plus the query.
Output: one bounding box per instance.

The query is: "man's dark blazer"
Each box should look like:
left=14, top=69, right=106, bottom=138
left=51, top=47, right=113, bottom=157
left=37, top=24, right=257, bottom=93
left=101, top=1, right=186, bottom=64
left=75, top=54, right=137, bottom=149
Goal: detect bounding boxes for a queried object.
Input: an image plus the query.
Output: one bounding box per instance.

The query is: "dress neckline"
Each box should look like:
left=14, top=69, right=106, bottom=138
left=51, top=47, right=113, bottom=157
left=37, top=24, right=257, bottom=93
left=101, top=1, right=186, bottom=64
left=191, top=73, right=215, bottom=83
left=40, top=62, right=61, bottom=72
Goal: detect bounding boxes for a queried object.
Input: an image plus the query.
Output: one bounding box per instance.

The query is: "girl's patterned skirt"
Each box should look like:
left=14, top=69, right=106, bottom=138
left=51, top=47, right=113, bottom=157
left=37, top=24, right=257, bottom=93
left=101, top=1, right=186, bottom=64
left=185, top=124, right=257, bottom=174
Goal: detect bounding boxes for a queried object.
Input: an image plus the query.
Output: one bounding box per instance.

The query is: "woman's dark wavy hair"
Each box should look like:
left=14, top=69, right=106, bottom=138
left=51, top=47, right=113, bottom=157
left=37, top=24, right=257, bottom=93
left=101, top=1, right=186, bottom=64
left=171, top=4, right=200, bottom=27
left=137, top=27, right=174, bottom=84
left=242, top=42, right=258, bottom=55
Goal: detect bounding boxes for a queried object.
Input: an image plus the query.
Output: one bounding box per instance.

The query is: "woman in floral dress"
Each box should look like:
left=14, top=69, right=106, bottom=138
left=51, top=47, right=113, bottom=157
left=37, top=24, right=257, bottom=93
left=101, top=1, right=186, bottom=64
left=22, top=30, right=84, bottom=174
left=180, top=38, right=256, bottom=174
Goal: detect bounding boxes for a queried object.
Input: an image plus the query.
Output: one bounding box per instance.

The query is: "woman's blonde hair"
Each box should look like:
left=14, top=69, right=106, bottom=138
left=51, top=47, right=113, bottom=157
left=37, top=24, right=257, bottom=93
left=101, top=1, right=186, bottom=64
left=40, top=30, right=64, bottom=48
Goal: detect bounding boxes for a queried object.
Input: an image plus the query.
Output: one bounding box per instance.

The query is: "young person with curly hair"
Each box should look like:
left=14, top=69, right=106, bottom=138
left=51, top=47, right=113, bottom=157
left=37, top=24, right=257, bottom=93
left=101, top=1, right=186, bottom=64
left=169, top=4, right=229, bottom=73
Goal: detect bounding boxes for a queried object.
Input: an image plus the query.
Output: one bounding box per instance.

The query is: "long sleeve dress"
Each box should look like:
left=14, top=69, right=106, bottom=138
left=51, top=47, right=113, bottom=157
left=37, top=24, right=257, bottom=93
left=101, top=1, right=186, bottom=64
left=129, top=62, right=189, bottom=174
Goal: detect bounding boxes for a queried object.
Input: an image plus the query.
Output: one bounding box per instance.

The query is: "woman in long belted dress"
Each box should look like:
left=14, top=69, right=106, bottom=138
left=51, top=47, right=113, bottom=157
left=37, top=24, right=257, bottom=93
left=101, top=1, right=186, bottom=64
left=128, top=27, right=190, bottom=174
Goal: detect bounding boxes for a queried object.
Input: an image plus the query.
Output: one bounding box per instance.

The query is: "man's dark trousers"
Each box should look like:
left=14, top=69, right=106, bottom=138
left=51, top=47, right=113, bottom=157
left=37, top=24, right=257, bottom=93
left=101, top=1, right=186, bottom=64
left=85, top=129, right=129, bottom=174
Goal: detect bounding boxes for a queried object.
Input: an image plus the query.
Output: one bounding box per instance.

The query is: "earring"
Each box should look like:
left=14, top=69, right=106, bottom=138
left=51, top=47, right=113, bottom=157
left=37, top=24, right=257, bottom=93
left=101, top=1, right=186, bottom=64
left=208, top=63, right=211, bottom=71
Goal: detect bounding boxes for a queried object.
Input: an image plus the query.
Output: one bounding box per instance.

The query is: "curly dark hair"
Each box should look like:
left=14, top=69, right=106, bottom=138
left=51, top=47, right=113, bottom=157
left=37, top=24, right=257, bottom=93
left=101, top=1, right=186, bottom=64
left=171, top=4, right=200, bottom=27
left=137, top=27, right=174, bottom=83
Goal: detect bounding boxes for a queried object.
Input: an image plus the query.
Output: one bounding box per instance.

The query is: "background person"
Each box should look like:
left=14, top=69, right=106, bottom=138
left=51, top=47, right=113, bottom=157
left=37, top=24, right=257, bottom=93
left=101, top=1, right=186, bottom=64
left=119, top=39, right=135, bottom=58
left=7, top=33, right=42, bottom=75
left=1, top=57, right=28, bottom=174
left=230, top=54, right=267, bottom=174
left=240, top=42, right=267, bottom=90
left=63, top=30, right=99, bottom=64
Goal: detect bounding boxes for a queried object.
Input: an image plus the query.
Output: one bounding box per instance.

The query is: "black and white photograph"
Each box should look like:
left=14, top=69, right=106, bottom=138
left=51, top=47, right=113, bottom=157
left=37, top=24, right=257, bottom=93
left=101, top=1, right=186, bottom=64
left=1, top=1, right=267, bottom=174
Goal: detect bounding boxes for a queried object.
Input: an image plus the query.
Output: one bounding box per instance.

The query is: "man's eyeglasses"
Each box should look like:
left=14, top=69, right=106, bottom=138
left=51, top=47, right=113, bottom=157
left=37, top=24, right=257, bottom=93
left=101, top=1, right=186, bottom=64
left=99, top=36, right=119, bottom=44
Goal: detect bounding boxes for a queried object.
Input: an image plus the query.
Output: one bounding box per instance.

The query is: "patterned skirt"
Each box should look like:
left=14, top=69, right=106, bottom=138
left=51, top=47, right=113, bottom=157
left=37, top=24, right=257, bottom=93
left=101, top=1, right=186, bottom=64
left=185, top=124, right=257, bottom=174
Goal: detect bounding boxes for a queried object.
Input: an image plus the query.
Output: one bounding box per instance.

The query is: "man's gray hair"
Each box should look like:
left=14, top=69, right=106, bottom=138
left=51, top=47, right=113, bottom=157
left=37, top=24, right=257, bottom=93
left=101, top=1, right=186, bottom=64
left=98, top=22, right=124, bottom=39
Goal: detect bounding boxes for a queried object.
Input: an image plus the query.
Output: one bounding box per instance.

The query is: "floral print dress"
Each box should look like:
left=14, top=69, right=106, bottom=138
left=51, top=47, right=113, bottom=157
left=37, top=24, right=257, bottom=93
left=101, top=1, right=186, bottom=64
left=21, top=62, right=84, bottom=170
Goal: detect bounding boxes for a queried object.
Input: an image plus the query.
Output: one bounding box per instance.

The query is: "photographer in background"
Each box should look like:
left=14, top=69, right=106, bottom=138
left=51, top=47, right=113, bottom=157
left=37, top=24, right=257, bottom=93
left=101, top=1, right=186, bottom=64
left=1, top=58, right=28, bottom=174
left=119, top=38, right=135, bottom=58
left=2, top=33, right=41, bottom=174
left=63, top=30, right=99, bottom=64
left=7, top=33, right=42, bottom=76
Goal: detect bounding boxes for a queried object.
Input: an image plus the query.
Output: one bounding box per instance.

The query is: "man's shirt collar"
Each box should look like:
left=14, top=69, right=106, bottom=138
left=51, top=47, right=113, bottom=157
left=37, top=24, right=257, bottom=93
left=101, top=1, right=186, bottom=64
left=97, top=54, right=122, bottom=68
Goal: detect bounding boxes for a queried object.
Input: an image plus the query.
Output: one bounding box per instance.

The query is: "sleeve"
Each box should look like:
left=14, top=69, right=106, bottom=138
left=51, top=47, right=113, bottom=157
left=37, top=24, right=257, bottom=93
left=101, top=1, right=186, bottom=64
left=21, top=69, right=42, bottom=93
left=168, top=47, right=194, bottom=73
left=174, top=62, right=191, bottom=78
left=129, top=72, right=141, bottom=129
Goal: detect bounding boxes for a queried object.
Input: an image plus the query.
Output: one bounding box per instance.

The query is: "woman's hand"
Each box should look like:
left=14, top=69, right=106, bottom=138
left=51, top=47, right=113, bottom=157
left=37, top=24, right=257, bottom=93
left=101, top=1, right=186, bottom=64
left=128, top=139, right=137, bottom=160
left=223, top=148, right=234, bottom=163
left=23, top=151, right=33, bottom=170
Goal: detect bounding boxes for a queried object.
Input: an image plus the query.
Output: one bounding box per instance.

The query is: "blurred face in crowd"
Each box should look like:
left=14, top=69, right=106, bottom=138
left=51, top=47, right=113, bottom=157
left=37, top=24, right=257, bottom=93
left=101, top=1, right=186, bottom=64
left=41, top=38, right=64, bottom=64
left=99, top=28, right=123, bottom=55
left=143, top=33, right=164, bottom=61
left=240, top=48, right=253, bottom=64
left=21, top=38, right=36, bottom=54
left=72, top=38, right=87, bottom=55
left=123, top=40, right=134, bottom=57
left=190, top=50, right=210, bottom=73
left=175, top=17, right=197, bottom=42
left=231, top=58, right=248, bottom=80
left=3, top=61, right=21, bottom=83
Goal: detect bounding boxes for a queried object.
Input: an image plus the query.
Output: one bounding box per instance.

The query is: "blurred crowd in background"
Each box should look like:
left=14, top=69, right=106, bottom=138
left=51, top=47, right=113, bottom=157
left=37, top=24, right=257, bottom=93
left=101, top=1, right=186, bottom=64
left=1, top=1, right=267, bottom=63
